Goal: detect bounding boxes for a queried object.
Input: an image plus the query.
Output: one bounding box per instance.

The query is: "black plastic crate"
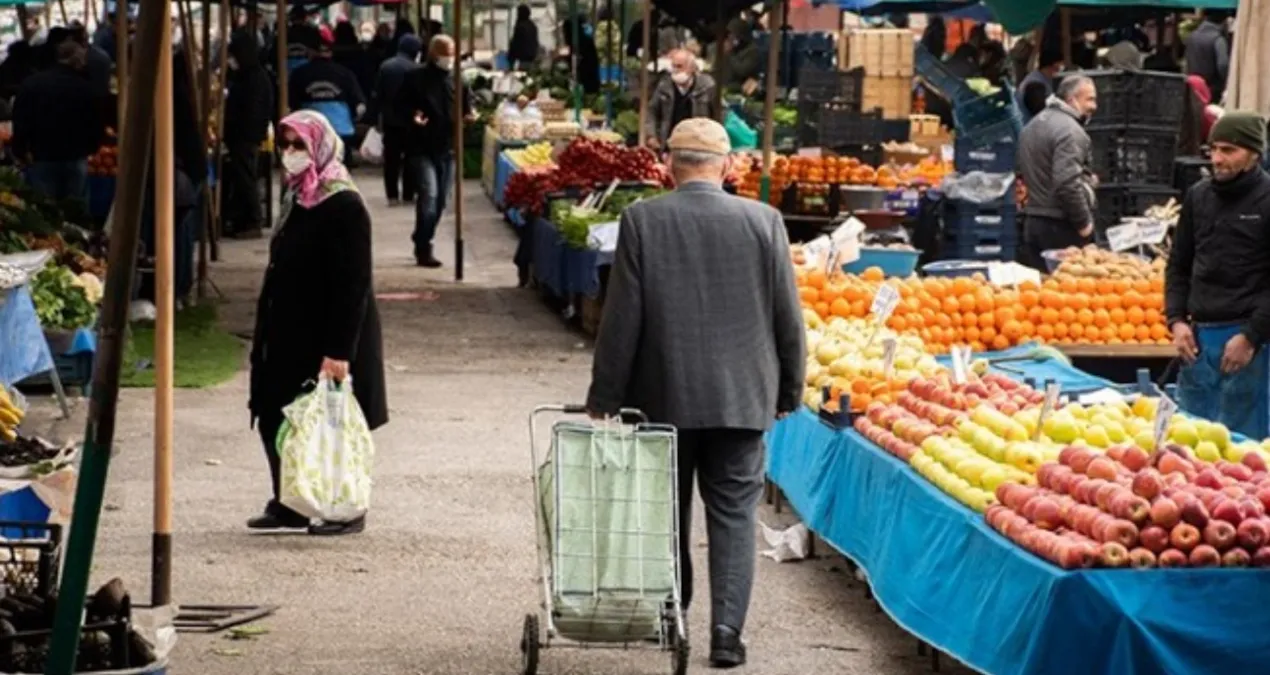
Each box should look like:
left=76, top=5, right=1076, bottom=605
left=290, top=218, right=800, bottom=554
left=1173, top=155, right=1211, bottom=194
left=0, top=521, right=62, bottom=599
left=1084, top=69, right=1188, bottom=130
left=0, top=616, right=132, bottom=673
left=954, top=133, right=1018, bottom=174
left=797, top=103, right=880, bottom=147
left=1089, top=127, right=1178, bottom=186
left=938, top=242, right=1018, bottom=262
left=1094, top=184, right=1180, bottom=231
left=915, top=43, right=977, bottom=104
left=798, top=66, right=864, bottom=107
left=952, top=84, right=1022, bottom=139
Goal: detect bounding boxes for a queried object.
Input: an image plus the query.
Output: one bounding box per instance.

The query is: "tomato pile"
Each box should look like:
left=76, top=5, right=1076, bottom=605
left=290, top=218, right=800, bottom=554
left=502, top=137, right=673, bottom=217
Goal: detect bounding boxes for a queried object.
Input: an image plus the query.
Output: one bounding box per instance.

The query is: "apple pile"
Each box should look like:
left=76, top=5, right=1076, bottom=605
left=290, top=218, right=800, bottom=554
left=988, top=443, right=1270, bottom=569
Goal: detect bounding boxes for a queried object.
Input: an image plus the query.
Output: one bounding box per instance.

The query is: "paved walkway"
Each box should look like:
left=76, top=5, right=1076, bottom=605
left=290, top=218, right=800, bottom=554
left=62, top=172, right=971, bottom=674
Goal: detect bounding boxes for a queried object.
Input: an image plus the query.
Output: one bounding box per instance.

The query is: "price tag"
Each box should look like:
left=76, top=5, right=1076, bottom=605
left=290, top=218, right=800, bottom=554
left=1106, top=223, right=1142, bottom=251
left=940, top=144, right=954, bottom=163
left=803, top=236, right=831, bottom=269
left=1138, top=219, right=1169, bottom=245
left=950, top=345, right=968, bottom=385
left=881, top=337, right=897, bottom=378
left=1153, top=395, right=1178, bottom=449
left=870, top=283, right=901, bottom=325
left=595, top=178, right=622, bottom=211
left=798, top=147, right=823, bottom=158
left=1033, top=382, right=1062, bottom=441
left=987, top=261, right=1042, bottom=287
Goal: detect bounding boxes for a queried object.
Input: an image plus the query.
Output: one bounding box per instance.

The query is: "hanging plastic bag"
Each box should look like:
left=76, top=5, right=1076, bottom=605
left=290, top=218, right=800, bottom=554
left=359, top=128, right=384, bottom=163
left=277, top=375, right=375, bottom=522
left=942, top=171, right=1016, bottom=204
left=725, top=109, right=758, bottom=150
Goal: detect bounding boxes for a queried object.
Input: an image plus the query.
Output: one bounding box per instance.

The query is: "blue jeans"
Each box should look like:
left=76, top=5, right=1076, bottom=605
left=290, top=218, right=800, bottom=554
left=409, top=153, right=454, bottom=256
left=26, top=160, right=89, bottom=206
left=1176, top=321, right=1270, bottom=440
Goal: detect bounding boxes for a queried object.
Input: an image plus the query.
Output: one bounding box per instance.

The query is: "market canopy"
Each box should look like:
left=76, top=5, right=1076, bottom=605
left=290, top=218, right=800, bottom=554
left=837, top=0, right=1239, bottom=32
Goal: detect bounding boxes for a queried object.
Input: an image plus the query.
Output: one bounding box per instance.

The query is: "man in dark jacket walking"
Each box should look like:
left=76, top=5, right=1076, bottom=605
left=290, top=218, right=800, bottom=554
left=1166, top=112, right=1270, bottom=440
left=290, top=35, right=366, bottom=162
left=12, top=40, right=103, bottom=205
left=398, top=34, right=474, bottom=268
left=508, top=4, right=539, bottom=69
left=1016, top=75, right=1098, bottom=270
left=224, top=30, right=275, bottom=238
left=370, top=34, right=422, bottom=205
left=1184, top=10, right=1230, bottom=105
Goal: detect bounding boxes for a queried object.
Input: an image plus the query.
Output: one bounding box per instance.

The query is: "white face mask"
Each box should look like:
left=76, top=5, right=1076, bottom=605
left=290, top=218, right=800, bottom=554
left=671, top=71, right=691, bottom=87
left=281, top=151, right=312, bottom=176
left=435, top=56, right=454, bottom=71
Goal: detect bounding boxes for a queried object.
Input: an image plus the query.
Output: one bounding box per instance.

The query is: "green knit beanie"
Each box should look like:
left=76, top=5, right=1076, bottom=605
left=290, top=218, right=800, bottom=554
left=1210, top=111, right=1267, bottom=154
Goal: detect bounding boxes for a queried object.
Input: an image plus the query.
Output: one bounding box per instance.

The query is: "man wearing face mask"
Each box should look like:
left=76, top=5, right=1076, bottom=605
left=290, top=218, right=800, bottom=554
left=1016, top=74, right=1098, bottom=271
left=1166, top=112, right=1270, bottom=439
left=646, top=49, right=720, bottom=151
left=397, top=34, right=475, bottom=268
left=11, top=39, right=104, bottom=205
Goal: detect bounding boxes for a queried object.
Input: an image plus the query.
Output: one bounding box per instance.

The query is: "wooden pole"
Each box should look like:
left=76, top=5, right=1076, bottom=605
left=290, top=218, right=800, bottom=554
left=1060, top=8, right=1072, bottom=69
left=759, top=0, right=783, bottom=204
left=198, top=0, right=213, bottom=296
left=467, top=0, right=475, bottom=56
left=636, top=0, right=649, bottom=147
left=152, top=0, right=175, bottom=609
left=453, top=0, right=464, bottom=281
left=277, top=0, right=289, bottom=116
left=44, top=0, right=166, bottom=667
left=211, top=0, right=230, bottom=259
left=117, top=0, right=129, bottom=125
left=57, top=0, right=68, bottom=26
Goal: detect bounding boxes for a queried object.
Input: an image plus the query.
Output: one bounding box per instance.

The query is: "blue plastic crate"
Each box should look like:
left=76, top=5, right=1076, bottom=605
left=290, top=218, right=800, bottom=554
left=939, top=242, right=1018, bottom=262
left=842, top=247, right=920, bottom=278
left=921, top=259, right=993, bottom=278
left=915, top=43, right=977, bottom=104
left=953, top=84, right=1022, bottom=140
left=954, top=134, right=1017, bottom=174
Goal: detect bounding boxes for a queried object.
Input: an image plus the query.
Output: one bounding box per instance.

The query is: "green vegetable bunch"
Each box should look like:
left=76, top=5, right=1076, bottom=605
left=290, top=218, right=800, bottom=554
left=30, top=263, right=96, bottom=331
left=552, top=187, right=667, bottom=249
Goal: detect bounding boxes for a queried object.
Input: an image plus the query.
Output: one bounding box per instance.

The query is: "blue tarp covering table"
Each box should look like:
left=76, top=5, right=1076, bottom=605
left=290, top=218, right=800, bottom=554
left=0, top=286, right=54, bottom=388
left=494, top=151, right=520, bottom=211
left=767, top=409, right=1270, bottom=675
left=530, top=218, right=612, bottom=299
left=935, top=342, right=1116, bottom=393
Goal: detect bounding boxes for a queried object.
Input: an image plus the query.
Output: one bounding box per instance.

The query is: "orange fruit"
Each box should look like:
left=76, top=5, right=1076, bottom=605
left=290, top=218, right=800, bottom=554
left=1074, top=278, right=1094, bottom=294
left=889, top=315, right=908, bottom=332
left=1037, top=323, right=1055, bottom=341
left=1090, top=295, right=1107, bottom=311
left=1118, top=324, right=1135, bottom=341
left=980, top=326, right=998, bottom=343
left=937, top=313, right=952, bottom=328
left=991, top=334, right=1010, bottom=351
left=1113, top=279, right=1131, bottom=295
left=1109, top=307, right=1127, bottom=325
left=971, top=340, right=987, bottom=353
left=830, top=297, right=851, bottom=317
left=928, top=326, right=944, bottom=344
left=843, top=285, right=866, bottom=303
left=1093, top=309, right=1111, bottom=328
left=851, top=393, right=871, bottom=412
left=1020, top=320, right=1036, bottom=337
left=948, top=326, right=964, bottom=342
left=814, top=302, right=828, bottom=317
left=1020, top=290, right=1040, bottom=309
left=1069, top=293, right=1090, bottom=311
left=1144, top=308, right=1161, bottom=326
left=1059, top=277, right=1078, bottom=294
left=965, top=326, right=981, bottom=343
left=1150, top=277, right=1164, bottom=293
left=1077, top=308, right=1094, bottom=325
left=975, top=292, right=995, bottom=313
left=959, top=294, right=977, bottom=312
left=1059, top=307, right=1077, bottom=324
left=1028, top=306, right=1045, bottom=324
left=1053, top=323, right=1069, bottom=339
left=851, top=379, right=870, bottom=394
left=1040, top=307, right=1060, bottom=324
left=851, top=300, right=867, bottom=317
left=1040, top=290, right=1064, bottom=309
left=1096, top=279, right=1115, bottom=295
left=1126, top=306, right=1145, bottom=325
left=800, top=287, right=819, bottom=303
left=1099, top=326, right=1118, bottom=342
left=979, top=312, right=995, bottom=329
left=860, top=266, right=884, bottom=282
left=1135, top=325, right=1151, bottom=341
left=924, top=278, right=948, bottom=299
left=1150, top=324, right=1168, bottom=340
left=1122, top=290, right=1143, bottom=308
left=1105, top=294, right=1122, bottom=310
left=943, top=296, right=960, bottom=313
left=1069, top=323, right=1086, bottom=340
left=806, top=269, right=827, bottom=289
left=996, top=307, right=1016, bottom=325
left=1001, top=320, right=1023, bottom=341
left=1144, top=293, right=1164, bottom=311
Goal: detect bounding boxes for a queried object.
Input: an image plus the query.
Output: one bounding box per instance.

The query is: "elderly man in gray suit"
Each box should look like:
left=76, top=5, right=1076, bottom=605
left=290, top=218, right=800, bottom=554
left=586, top=117, right=805, bottom=669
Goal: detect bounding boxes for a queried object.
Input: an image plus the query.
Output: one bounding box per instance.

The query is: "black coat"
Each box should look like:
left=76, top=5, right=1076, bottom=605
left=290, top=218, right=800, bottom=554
left=509, top=20, right=539, bottom=67
left=249, top=191, right=388, bottom=430
left=11, top=64, right=104, bottom=162
left=370, top=53, right=420, bottom=129
left=398, top=63, right=472, bottom=156
left=225, top=31, right=275, bottom=145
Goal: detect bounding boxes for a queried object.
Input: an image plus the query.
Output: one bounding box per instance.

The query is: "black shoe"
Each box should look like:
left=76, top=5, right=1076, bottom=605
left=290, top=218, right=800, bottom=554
left=415, top=250, right=442, bottom=268
left=246, top=503, right=308, bottom=530
left=709, top=625, right=746, bottom=669
left=229, top=227, right=264, bottom=240
left=387, top=198, right=401, bottom=207
left=308, top=516, right=366, bottom=536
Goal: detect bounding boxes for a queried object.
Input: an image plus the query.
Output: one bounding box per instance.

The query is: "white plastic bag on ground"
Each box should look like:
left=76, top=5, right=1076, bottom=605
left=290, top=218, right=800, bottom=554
left=359, top=128, right=384, bottom=163
left=278, top=375, right=375, bottom=522
left=759, top=521, right=810, bottom=562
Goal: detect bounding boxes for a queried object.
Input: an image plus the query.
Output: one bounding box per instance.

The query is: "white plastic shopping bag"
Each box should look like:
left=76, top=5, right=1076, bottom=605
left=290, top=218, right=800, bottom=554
left=359, top=128, right=384, bottom=163
left=277, top=375, right=375, bottom=522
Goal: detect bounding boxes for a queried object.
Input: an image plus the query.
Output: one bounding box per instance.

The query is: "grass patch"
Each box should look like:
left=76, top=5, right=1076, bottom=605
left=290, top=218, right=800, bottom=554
left=121, top=302, right=245, bottom=388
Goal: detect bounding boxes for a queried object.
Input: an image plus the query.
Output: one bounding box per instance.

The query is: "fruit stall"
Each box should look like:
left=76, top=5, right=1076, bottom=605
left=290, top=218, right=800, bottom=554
left=763, top=241, right=1270, bottom=672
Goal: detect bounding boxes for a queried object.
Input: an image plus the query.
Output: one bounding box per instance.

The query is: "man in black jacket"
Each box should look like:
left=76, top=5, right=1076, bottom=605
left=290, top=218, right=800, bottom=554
left=1184, top=10, right=1230, bottom=105
left=224, top=30, right=275, bottom=238
left=12, top=40, right=103, bottom=205
left=1166, top=112, right=1270, bottom=439
left=290, top=35, right=366, bottom=162
left=369, top=34, right=421, bottom=205
left=398, top=34, right=474, bottom=268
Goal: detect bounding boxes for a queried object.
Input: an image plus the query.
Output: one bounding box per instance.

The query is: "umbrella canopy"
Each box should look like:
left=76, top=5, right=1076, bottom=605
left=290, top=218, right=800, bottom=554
left=1224, top=0, right=1270, bottom=114
left=838, top=0, right=1238, bottom=33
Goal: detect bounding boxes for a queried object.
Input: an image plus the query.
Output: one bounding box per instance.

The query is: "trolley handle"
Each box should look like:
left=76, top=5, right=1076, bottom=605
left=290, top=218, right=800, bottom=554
left=533, top=404, right=650, bottom=424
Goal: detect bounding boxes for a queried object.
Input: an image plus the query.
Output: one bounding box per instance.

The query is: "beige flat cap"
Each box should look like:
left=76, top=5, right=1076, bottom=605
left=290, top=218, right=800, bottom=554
left=667, top=117, right=731, bottom=154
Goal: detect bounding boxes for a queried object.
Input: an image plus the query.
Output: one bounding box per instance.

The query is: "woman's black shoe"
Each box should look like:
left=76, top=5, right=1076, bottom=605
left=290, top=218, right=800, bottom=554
left=247, top=501, right=309, bottom=530
left=308, top=516, right=366, bottom=536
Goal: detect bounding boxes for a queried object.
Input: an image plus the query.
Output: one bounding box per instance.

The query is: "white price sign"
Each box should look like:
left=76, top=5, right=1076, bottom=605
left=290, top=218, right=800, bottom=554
left=950, top=345, right=968, bottom=385
left=1153, top=396, right=1178, bottom=449
left=881, top=337, right=898, bottom=378
left=870, top=284, right=901, bottom=325
left=1033, top=382, right=1062, bottom=441
left=1106, top=223, right=1143, bottom=251
left=988, top=261, right=1042, bottom=288
left=1138, top=219, right=1169, bottom=245
left=802, top=236, right=832, bottom=271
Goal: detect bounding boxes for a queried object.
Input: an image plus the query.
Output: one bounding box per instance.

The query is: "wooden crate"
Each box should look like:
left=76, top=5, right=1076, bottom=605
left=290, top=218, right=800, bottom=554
left=839, top=29, right=915, bottom=78
left=862, top=76, right=913, bottom=119
left=909, top=114, right=943, bottom=138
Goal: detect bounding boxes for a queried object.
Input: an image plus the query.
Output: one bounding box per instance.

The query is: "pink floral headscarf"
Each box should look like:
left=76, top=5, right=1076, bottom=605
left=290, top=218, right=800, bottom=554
left=278, top=110, right=358, bottom=209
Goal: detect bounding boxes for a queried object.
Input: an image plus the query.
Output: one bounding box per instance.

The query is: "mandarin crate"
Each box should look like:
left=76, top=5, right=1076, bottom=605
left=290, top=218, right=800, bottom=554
left=862, top=75, right=913, bottom=119
left=839, top=28, right=915, bottom=77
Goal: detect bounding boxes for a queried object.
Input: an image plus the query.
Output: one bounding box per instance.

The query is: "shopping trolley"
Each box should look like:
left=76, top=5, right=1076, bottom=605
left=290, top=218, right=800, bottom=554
left=521, top=404, right=689, bottom=675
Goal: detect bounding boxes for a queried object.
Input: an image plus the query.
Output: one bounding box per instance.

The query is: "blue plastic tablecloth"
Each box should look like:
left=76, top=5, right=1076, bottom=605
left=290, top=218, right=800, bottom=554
left=0, top=287, right=54, bottom=388
left=65, top=328, right=96, bottom=355
left=494, top=151, right=519, bottom=211
left=531, top=218, right=612, bottom=298
left=935, top=342, right=1115, bottom=393
left=767, top=409, right=1270, bottom=675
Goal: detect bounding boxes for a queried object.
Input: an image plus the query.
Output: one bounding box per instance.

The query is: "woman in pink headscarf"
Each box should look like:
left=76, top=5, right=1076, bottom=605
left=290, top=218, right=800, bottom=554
left=247, top=110, right=387, bottom=536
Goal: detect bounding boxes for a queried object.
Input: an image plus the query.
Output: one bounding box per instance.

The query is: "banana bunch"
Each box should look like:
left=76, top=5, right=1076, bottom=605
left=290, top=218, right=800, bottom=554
left=507, top=142, right=555, bottom=169
left=0, top=387, right=23, bottom=443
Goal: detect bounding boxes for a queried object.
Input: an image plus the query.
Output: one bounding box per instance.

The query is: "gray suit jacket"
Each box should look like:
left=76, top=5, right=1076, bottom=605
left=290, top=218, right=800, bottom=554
left=586, top=181, right=805, bottom=431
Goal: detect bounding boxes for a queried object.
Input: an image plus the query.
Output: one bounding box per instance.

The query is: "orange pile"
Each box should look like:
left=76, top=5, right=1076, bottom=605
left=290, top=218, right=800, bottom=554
left=796, top=268, right=1170, bottom=354
left=736, top=154, right=952, bottom=205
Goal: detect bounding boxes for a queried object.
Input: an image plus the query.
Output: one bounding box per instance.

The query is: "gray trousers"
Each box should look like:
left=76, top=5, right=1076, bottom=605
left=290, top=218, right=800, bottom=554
left=677, top=428, right=765, bottom=633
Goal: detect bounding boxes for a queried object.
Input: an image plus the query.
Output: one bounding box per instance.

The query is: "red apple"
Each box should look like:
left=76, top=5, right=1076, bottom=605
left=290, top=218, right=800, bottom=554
left=1106, top=445, right=1127, bottom=463
left=1170, top=523, right=1202, bottom=552
left=1068, top=448, right=1096, bottom=474
left=1099, top=542, right=1130, bottom=568
left=1218, top=461, right=1254, bottom=483
left=1196, top=468, right=1224, bottom=490
left=1086, top=457, right=1119, bottom=481
left=1128, top=548, right=1157, bottom=568
left=1096, top=483, right=1123, bottom=511
left=1139, top=526, right=1171, bottom=554
left=1103, top=519, right=1140, bottom=549
left=1253, top=547, right=1270, bottom=567
left=1239, top=498, right=1265, bottom=520
left=1111, top=494, right=1151, bottom=525
left=1149, top=497, right=1181, bottom=529
left=1131, top=471, right=1164, bottom=501
left=1222, top=485, right=1248, bottom=501
left=1242, top=452, right=1268, bottom=473
left=1202, top=520, right=1237, bottom=551
left=1189, top=544, right=1221, bottom=568
left=1033, top=498, right=1063, bottom=531
left=1158, top=452, right=1192, bottom=475
left=1212, top=500, right=1243, bottom=526
left=1255, top=488, right=1270, bottom=514
left=1180, top=499, right=1210, bottom=529
left=1158, top=548, right=1189, bottom=568
left=1222, top=548, right=1251, bottom=567
left=1121, top=446, right=1151, bottom=473
left=1237, top=519, right=1269, bottom=550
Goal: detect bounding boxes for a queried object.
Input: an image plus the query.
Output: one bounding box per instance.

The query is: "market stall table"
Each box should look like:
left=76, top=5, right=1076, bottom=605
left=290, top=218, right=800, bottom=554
left=493, top=150, right=520, bottom=211
left=530, top=217, right=611, bottom=301
left=766, top=409, right=1270, bottom=675
left=481, top=126, right=529, bottom=201
left=1055, top=343, right=1177, bottom=390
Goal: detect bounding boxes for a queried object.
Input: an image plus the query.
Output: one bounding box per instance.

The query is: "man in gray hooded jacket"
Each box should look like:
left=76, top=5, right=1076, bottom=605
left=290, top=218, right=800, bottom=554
left=1017, top=75, right=1099, bottom=270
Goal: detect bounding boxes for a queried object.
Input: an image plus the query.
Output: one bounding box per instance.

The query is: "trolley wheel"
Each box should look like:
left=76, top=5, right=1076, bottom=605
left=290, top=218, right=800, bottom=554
left=520, top=613, right=540, bottom=675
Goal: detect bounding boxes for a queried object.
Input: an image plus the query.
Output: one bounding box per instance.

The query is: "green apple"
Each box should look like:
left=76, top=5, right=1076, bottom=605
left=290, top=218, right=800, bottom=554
left=979, top=465, right=1007, bottom=493
left=1198, top=422, right=1231, bottom=452
left=1133, top=430, right=1156, bottom=452
left=1104, top=420, right=1128, bottom=444
left=1194, top=440, right=1221, bottom=463
left=1063, top=403, right=1089, bottom=420
left=1044, top=411, right=1080, bottom=444
left=956, top=457, right=990, bottom=486
left=1084, top=425, right=1111, bottom=449
left=1169, top=420, right=1200, bottom=448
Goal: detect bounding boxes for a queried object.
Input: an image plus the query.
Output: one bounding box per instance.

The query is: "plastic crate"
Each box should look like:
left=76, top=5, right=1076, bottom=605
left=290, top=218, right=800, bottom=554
left=914, top=43, right=976, bottom=104
left=842, top=247, right=920, bottom=277
left=18, top=352, right=94, bottom=390
left=1089, top=127, right=1178, bottom=186
left=1084, top=69, right=1188, bottom=131
left=798, top=67, right=864, bottom=107
left=938, top=242, right=1018, bottom=262
left=0, top=615, right=133, bottom=673
left=1094, top=184, right=1180, bottom=231
left=0, top=521, right=61, bottom=599
left=953, top=84, right=1022, bottom=140
left=1173, top=155, right=1211, bottom=194
left=797, top=103, right=880, bottom=147
left=942, top=194, right=1018, bottom=245
left=954, top=134, right=1017, bottom=174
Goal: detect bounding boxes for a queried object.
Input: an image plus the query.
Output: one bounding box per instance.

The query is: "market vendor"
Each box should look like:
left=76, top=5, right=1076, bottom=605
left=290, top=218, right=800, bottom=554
left=722, top=18, right=761, bottom=92
left=644, top=49, right=720, bottom=151
left=1166, top=112, right=1270, bottom=439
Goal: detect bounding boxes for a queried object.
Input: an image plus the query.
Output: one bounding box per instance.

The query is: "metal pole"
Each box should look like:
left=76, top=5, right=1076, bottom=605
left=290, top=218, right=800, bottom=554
left=151, top=0, right=175, bottom=609
left=636, top=0, right=649, bottom=147
left=759, top=0, right=783, bottom=204
left=117, top=1, right=129, bottom=132
left=618, top=0, right=625, bottom=70
left=453, top=0, right=464, bottom=281
left=467, top=0, right=475, bottom=56
left=569, top=0, right=580, bottom=121
left=198, top=0, right=212, bottom=297
left=211, top=0, right=231, bottom=259
left=44, top=0, right=165, bottom=669
left=57, top=0, right=68, bottom=26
